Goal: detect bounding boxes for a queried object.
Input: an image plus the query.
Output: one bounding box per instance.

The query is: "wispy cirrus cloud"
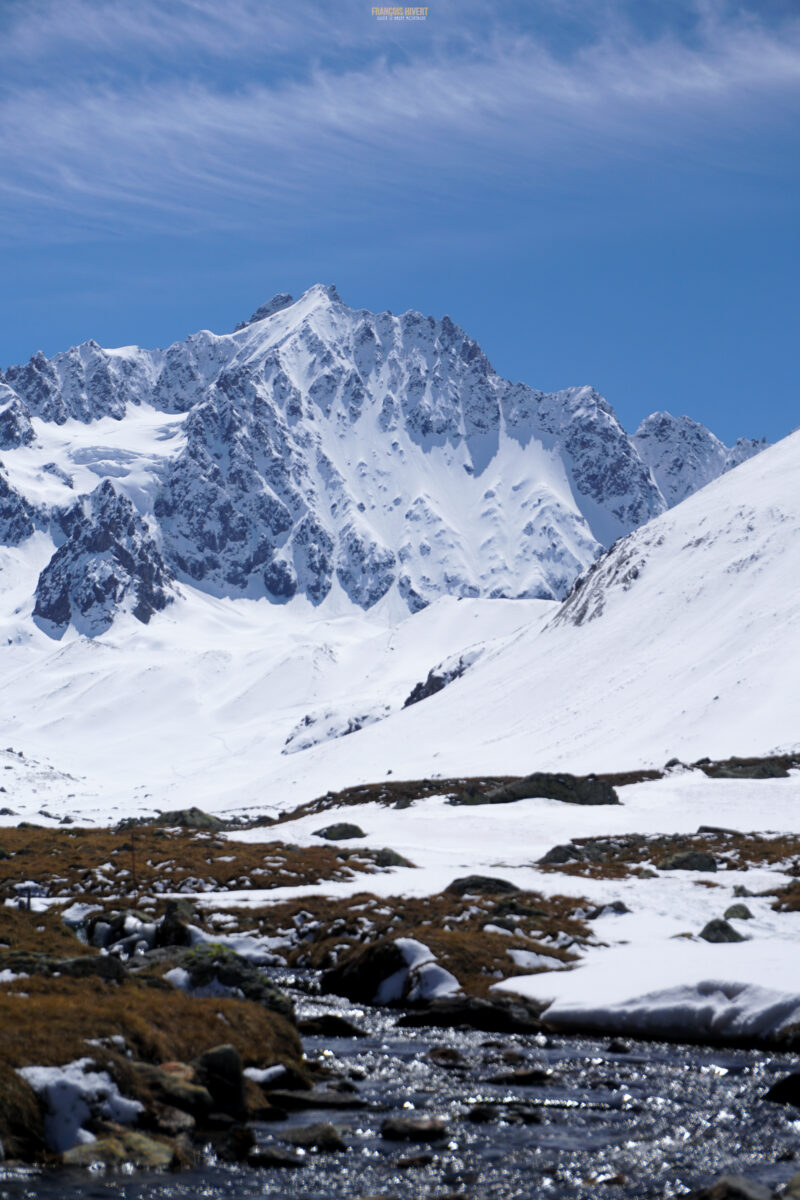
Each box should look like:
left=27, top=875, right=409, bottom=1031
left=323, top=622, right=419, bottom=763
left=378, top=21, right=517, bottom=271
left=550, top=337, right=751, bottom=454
left=1, top=0, right=798, bottom=242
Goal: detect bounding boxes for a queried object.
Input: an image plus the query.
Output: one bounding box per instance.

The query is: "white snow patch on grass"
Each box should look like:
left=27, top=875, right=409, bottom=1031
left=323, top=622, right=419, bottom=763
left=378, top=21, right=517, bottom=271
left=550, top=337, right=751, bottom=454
left=18, top=1057, right=143, bottom=1152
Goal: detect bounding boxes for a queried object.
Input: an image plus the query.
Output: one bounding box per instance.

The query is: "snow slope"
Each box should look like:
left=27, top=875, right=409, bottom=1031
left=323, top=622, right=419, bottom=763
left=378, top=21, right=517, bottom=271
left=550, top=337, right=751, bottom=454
left=0, top=428, right=796, bottom=824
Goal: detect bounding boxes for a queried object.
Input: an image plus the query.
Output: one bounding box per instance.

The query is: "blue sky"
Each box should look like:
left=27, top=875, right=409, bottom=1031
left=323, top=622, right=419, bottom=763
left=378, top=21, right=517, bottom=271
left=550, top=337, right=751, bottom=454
left=1, top=0, right=798, bottom=442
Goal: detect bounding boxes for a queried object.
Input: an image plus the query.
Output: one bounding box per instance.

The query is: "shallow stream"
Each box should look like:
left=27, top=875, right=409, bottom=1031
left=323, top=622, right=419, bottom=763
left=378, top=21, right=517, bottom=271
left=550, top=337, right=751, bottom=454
left=3, top=970, right=800, bottom=1199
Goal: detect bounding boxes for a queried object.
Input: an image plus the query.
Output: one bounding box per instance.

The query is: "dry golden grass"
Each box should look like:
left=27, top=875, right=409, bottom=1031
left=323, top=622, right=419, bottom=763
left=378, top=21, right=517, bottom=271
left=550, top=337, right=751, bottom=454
left=539, top=830, right=800, bottom=881
left=0, top=976, right=301, bottom=1071
left=272, top=769, right=662, bottom=825
left=218, top=886, right=589, bottom=996
left=0, top=825, right=374, bottom=901
left=0, top=1063, right=43, bottom=1158
left=0, top=903, right=94, bottom=955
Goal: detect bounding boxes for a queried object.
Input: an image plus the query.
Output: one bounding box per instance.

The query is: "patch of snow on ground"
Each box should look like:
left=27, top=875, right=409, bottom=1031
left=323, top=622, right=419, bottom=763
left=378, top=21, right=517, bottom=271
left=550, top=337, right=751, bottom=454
left=18, top=1057, right=143, bottom=1152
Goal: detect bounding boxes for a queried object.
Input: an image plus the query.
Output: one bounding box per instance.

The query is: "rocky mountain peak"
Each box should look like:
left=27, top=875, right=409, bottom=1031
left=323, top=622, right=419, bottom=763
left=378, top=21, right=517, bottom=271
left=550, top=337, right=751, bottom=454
left=0, top=292, right=768, bottom=635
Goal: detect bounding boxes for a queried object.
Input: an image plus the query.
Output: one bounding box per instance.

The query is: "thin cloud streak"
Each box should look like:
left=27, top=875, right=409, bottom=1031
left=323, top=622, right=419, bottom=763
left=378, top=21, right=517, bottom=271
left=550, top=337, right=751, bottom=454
left=1, top=8, right=798, bottom=240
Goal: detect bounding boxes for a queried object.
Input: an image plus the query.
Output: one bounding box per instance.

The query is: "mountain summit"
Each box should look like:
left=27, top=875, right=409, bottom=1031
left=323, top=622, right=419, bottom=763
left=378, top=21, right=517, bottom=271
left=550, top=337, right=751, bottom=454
left=0, top=287, right=764, bottom=633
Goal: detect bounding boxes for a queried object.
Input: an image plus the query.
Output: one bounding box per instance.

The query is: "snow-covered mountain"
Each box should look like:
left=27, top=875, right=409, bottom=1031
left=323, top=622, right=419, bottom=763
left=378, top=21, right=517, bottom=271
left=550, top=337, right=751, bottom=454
left=0, top=284, right=762, bottom=635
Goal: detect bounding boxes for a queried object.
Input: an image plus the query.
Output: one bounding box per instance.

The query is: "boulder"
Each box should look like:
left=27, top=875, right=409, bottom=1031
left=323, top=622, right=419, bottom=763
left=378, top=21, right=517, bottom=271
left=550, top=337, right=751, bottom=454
left=154, top=807, right=224, bottom=831
left=62, top=1130, right=175, bottom=1168
left=765, top=1070, right=800, bottom=1107
left=659, top=851, right=717, bottom=872
left=539, top=843, right=583, bottom=866
left=699, top=919, right=745, bottom=943
left=280, top=1122, right=347, bottom=1152
left=297, top=1014, right=367, bottom=1038
left=132, top=1062, right=213, bottom=1117
left=265, top=1089, right=369, bottom=1112
left=313, top=822, right=366, bottom=840
left=396, top=994, right=545, bottom=1034
left=724, top=904, right=753, bottom=921
left=688, top=1176, right=773, bottom=1199
left=445, top=875, right=520, bottom=897
left=248, top=1144, right=306, bottom=1168
left=321, top=939, right=408, bottom=1004
left=369, top=847, right=415, bottom=868
left=154, top=899, right=197, bottom=948
left=192, top=1044, right=246, bottom=1120
left=487, top=1066, right=550, bottom=1086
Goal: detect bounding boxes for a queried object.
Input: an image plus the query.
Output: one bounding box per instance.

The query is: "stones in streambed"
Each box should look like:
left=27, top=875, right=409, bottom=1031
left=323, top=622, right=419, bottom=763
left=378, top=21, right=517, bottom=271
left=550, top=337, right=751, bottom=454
left=132, top=1062, right=214, bottom=1118
left=486, top=1066, right=551, bottom=1086
left=659, top=850, right=718, bottom=872
left=396, top=994, right=546, bottom=1035
left=396, top=1150, right=436, bottom=1168
left=451, top=772, right=620, bottom=807
left=280, top=1122, right=347, bottom=1151
left=464, top=1100, right=541, bottom=1125
left=313, top=822, right=366, bottom=840
left=764, top=1070, right=800, bottom=1107
left=248, top=1144, right=306, bottom=1168
left=699, top=918, right=746, bottom=943
left=62, top=1129, right=177, bottom=1169
left=298, top=1013, right=367, bottom=1038
left=688, top=1176, right=774, bottom=1199
left=426, top=1046, right=466, bottom=1069
left=381, top=1116, right=450, bottom=1142
left=265, top=1088, right=370, bottom=1112
left=445, top=875, right=520, bottom=897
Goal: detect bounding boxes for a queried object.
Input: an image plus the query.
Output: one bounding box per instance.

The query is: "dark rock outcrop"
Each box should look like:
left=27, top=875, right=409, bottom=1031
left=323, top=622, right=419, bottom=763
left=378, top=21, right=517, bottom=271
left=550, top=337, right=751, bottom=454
left=34, top=479, right=174, bottom=635
left=444, top=875, right=520, bottom=897
left=395, top=994, right=546, bottom=1034
left=452, top=772, right=620, bottom=807
left=659, top=850, right=717, bottom=872
left=0, top=470, right=37, bottom=546
left=0, top=389, right=35, bottom=449
left=699, top=919, right=745, bottom=944
left=313, top=822, right=366, bottom=841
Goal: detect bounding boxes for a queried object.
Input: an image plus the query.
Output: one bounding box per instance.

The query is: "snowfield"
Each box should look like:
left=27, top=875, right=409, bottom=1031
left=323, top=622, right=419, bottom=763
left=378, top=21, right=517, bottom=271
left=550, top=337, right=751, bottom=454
left=0, top=428, right=796, bottom=825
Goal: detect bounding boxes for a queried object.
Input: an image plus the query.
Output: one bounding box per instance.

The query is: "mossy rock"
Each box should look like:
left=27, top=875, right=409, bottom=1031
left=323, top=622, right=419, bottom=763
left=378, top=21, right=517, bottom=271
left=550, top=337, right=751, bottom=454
left=445, top=875, right=520, bottom=897
left=313, top=822, right=366, bottom=841
left=63, top=1130, right=175, bottom=1168
left=659, top=850, right=717, bottom=872
left=178, top=944, right=294, bottom=1020
left=155, top=807, right=225, bottom=831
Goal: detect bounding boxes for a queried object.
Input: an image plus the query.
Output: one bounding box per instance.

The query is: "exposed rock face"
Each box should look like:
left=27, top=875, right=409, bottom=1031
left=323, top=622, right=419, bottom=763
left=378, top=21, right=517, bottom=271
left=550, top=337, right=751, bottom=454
left=633, top=411, right=766, bottom=507
left=0, top=469, right=37, bottom=545
left=0, top=387, right=35, bottom=449
left=452, top=772, right=619, bottom=807
left=33, top=479, right=174, bottom=634
left=0, top=287, right=767, bottom=628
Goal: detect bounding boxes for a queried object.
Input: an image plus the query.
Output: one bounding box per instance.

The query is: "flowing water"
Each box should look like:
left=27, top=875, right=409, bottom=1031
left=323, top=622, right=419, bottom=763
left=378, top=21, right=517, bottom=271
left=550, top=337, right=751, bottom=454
left=3, top=971, right=800, bottom=1199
